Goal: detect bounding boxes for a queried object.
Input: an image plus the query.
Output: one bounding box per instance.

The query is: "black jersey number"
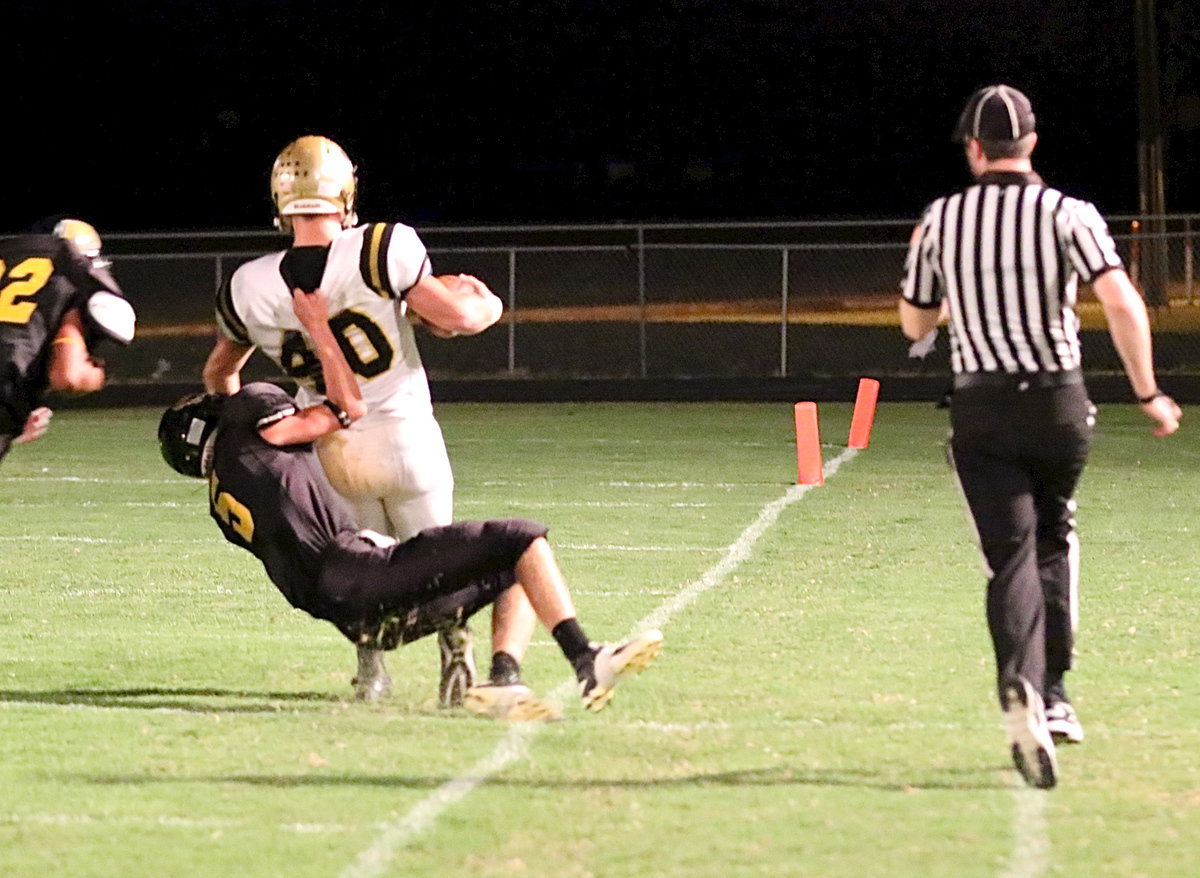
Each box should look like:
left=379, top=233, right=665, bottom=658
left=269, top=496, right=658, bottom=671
left=0, top=257, right=53, bottom=324
left=279, top=309, right=395, bottom=388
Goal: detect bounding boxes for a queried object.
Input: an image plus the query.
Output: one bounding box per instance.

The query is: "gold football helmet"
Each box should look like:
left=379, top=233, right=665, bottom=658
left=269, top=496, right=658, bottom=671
left=270, top=135, right=358, bottom=233
left=54, top=218, right=110, bottom=269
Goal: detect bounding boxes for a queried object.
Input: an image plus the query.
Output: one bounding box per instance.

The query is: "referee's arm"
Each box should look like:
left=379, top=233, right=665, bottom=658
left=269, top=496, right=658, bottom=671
left=899, top=299, right=945, bottom=340
left=899, top=220, right=946, bottom=340
left=1091, top=268, right=1182, bottom=436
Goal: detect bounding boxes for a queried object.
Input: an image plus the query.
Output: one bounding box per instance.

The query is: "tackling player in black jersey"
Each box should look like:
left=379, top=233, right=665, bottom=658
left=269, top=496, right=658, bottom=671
left=161, top=285, right=661, bottom=720
left=0, top=219, right=135, bottom=462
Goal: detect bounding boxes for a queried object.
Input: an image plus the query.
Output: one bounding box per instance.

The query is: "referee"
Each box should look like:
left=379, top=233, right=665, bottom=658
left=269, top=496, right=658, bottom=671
left=899, top=84, right=1181, bottom=789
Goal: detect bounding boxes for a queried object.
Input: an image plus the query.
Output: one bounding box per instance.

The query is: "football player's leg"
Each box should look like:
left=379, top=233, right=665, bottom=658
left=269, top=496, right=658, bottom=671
left=371, top=417, right=473, bottom=705
left=377, top=414, right=455, bottom=538
left=512, top=538, right=662, bottom=713
left=488, top=588, right=537, bottom=684
left=381, top=479, right=475, bottom=707
left=316, top=427, right=401, bottom=697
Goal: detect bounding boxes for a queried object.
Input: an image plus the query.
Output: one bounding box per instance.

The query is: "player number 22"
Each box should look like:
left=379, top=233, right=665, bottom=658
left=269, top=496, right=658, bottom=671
left=0, top=257, right=53, bottom=324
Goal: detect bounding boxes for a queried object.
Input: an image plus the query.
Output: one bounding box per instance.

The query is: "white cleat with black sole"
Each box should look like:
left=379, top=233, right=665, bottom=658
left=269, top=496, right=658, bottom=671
left=1001, top=676, right=1058, bottom=789
left=1045, top=699, right=1084, bottom=744
left=577, top=629, right=663, bottom=713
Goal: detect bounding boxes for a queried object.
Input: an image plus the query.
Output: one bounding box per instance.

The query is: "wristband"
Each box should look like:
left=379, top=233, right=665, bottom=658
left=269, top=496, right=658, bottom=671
left=322, top=399, right=353, bottom=428
left=1136, top=390, right=1164, bottom=405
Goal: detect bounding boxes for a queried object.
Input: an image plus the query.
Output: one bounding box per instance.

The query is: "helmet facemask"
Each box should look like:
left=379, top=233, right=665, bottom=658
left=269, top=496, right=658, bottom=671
left=158, top=393, right=225, bottom=478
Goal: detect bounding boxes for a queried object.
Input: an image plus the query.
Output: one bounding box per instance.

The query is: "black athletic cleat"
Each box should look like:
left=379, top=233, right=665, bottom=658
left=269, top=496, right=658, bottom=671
left=1001, top=676, right=1058, bottom=789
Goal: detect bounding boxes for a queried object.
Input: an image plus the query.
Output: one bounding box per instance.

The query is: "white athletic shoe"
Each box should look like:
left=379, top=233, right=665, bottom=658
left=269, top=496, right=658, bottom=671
left=1001, top=676, right=1058, bottom=789
left=1045, top=699, right=1084, bottom=744
left=463, top=683, right=561, bottom=722
left=577, top=629, right=664, bottom=712
left=352, top=646, right=392, bottom=702
left=438, top=623, right=476, bottom=708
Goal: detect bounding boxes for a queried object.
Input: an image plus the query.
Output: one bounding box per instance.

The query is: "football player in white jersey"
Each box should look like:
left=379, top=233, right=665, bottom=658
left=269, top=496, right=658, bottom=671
left=202, top=136, right=538, bottom=718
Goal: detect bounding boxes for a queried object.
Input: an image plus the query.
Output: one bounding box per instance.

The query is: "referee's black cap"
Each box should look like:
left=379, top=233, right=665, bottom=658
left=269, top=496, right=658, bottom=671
left=953, top=85, right=1036, bottom=144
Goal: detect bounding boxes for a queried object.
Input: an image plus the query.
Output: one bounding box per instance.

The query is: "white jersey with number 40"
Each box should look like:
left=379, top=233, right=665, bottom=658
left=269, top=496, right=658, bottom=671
left=215, top=222, right=434, bottom=422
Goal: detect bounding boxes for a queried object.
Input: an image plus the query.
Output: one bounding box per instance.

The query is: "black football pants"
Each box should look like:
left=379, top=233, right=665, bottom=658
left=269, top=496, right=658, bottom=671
left=949, top=382, right=1092, bottom=704
left=0, top=404, right=16, bottom=463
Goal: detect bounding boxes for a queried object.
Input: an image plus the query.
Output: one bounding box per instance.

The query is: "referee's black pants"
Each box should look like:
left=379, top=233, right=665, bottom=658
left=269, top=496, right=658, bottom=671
left=949, top=381, right=1092, bottom=705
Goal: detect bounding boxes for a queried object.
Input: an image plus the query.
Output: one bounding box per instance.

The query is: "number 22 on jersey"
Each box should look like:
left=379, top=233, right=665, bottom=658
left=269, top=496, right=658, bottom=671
left=0, top=257, right=53, bottom=324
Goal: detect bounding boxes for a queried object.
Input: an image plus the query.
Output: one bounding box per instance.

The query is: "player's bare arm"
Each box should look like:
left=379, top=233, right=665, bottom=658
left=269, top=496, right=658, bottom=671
left=259, top=288, right=366, bottom=446
left=48, top=309, right=105, bottom=393
left=1091, top=269, right=1181, bottom=436
left=203, top=336, right=256, bottom=395
left=406, top=273, right=503, bottom=336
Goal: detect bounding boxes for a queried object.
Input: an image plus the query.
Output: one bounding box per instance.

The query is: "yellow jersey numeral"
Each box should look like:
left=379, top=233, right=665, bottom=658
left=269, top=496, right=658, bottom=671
left=0, top=257, right=54, bottom=324
left=209, top=475, right=255, bottom=543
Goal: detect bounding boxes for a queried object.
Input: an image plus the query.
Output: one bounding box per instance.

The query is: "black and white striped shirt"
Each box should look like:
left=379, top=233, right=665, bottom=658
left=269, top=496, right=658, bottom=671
left=901, top=171, right=1124, bottom=374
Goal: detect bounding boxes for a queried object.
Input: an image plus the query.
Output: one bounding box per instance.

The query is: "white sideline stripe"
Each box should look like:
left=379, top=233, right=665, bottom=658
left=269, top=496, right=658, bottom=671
left=480, top=480, right=778, bottom=489
left=1000, top=786, right=1049, bottom=878
left=456, top=500, right=732, bottom=509
left=602, top=480, right=781, bottom=488
left=557, top=542, right=719, bottom=553
left=0, top=476, right=185, bottom=484
left=0, top=536, right=213, bottom=545
left=454, top=437, right=774, bottom=448
left=0, top=501, right=189, bottom=509
left=1, top=813, right=364, bottom=834
left=4, top=474, right=784, bottom=492
left=340, top=447, right=859, bottom=878
left=624, top=720, right=731, bottom=734
left=0, top=535, right=713, bottom=552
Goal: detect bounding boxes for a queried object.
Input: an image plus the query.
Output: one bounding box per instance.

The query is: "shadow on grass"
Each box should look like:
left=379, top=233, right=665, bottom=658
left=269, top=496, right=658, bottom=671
left=77, top=764, right=1010, bottom=792
left=0, top=687, right=344, bottom=713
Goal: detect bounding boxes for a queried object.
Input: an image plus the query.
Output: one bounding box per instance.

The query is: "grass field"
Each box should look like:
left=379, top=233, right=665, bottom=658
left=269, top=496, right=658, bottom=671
left=1, top=400, right=1196, bottom=878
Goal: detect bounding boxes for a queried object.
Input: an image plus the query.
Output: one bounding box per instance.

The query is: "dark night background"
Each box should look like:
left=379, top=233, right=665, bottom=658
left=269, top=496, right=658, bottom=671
left=6, top=0, right=1200, bottom=234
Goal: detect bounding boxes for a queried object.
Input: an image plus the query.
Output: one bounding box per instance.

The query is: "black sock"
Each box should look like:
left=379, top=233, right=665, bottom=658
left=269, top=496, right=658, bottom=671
left=551, top=618, right=592, bottom=667
left=490, top=651, right=522, bottom=686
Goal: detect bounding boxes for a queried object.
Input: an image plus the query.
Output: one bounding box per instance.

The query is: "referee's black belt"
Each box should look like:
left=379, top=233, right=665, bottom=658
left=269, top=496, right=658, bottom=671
left=953, top=368, right=1083, bottom=391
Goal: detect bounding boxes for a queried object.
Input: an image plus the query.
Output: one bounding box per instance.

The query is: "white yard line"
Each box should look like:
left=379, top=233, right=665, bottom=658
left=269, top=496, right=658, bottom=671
left=0, top=476, right=185, bottom=484
left=339, top=447, right=859, bottom=878
left=1000, top=786, right=1050, bottom=878
left=0, top=813, right=364, bottom=834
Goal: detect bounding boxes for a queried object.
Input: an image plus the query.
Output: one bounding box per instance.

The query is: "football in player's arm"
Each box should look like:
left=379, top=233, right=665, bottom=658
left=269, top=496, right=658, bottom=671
left=407, top=274, right=504, bottom=339
left=199, top=136, right=524, bottom=712
left=163, top=286, right=661, bottom=721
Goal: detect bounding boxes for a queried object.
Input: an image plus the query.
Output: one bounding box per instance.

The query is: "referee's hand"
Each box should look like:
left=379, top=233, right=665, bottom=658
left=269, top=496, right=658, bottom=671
left=1142, top=394, right=1182, bottom=437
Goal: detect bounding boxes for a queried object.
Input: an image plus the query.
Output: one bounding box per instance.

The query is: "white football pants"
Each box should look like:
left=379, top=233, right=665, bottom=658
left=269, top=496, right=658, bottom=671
left=317, top=412, right=454, bottom=540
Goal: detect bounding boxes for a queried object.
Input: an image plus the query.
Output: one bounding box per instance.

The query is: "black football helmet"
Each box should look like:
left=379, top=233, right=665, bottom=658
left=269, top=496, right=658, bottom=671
left=158, top=393, right=225, bottom=478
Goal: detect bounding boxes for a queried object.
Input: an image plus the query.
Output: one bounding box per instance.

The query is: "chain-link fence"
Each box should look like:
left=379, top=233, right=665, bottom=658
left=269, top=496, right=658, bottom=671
left=97, top=217, right=1200, bottom=397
